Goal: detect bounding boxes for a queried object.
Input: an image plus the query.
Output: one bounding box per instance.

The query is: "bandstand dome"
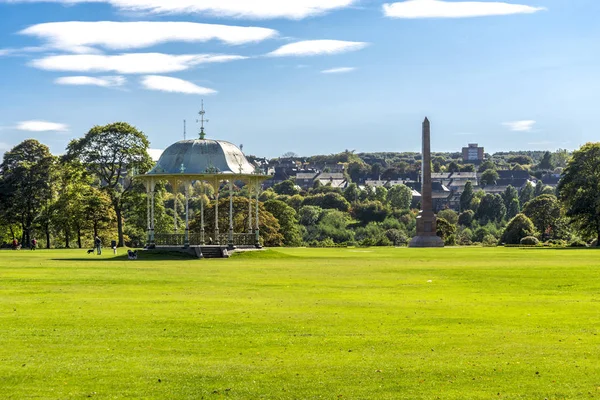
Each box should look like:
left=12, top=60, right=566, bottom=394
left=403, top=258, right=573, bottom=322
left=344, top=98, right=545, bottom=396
left=148, top=139, right=256, bottom=176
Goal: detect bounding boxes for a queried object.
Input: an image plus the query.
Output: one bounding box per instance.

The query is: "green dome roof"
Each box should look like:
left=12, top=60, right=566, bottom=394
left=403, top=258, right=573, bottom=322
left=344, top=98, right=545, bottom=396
left=148, top=139, right=255, bottom=175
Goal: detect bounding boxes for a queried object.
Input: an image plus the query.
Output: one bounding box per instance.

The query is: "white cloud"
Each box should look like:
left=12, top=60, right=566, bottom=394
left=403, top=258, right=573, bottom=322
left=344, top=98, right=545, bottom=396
left=321, top=67, right=356, bottom=74
left=268, top=40, right=368, bottom=57
left=141, top=75, right=217, bottom=95
left=503, top=120, right=536, bottom=132
left=148, top=148, right=163, bottom=161
left=55, top=75, right=126, bottom=87
left=3, top=0, right=356, bottom=19
left=16, top=120, right=69, bottom=132
left=383, top=0, right=546, bottom=19
left=30, top=53, right=247, bottom=74
left=20, top=21, right=278, bottom=53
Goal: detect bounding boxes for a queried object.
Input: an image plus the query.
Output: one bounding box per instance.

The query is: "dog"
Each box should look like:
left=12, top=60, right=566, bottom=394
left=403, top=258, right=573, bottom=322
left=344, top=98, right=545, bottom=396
left=127, top=250, right=138, bottom=260
left=87, top=249, right=95, bottom=254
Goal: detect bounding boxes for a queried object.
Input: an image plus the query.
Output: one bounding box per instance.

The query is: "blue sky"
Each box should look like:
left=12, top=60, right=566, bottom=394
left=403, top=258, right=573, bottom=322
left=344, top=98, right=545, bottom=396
left=0, top=0, right=599, bottom=160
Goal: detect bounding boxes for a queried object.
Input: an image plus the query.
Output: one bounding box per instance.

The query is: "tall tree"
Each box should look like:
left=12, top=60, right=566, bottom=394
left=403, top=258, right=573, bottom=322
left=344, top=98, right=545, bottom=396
left=460, top=181, right=474, bottom=212
left=519, top=182, right=534, bottom=206
left=66, top=122, right=152, bottom=247
left=522, top=195, right=563, bottom=240
left=502, top=185, right=520, bottom=212
left=0, top=140, right=55, bottom=246
left=557, top=142, right=600, bottom=242
left=538, top=151, right=554, bottom=170
left=387, top=184, right=412, bottom=210
left=480, top=169, right=499, bottom=186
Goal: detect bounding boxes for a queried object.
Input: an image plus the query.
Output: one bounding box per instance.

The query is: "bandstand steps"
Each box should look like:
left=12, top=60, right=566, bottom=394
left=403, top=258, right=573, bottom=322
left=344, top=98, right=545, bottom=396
left=199, top=246, right=228, bottom=259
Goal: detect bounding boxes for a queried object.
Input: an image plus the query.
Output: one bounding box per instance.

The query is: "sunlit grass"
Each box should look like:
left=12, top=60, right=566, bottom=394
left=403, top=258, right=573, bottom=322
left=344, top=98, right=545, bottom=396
left=1, top=247, right=599, bottom=399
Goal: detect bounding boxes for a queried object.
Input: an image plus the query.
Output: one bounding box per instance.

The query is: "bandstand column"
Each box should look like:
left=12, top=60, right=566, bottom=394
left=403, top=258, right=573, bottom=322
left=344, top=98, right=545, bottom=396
left=255, top=182, right=261, bottom=248
left=228, top=180, right=234, bottom=249
left=145, top=181, right=151, bottom=247
left=248, top=183, right=253, bottom=233
left=214, top=180, right=220, bottom=245
left=200, top=183, right=205, bottom=245
left=150, top=179, right=156, bottom=247
left=184, top=182, right=190, bottom=248
left=173, top=181, right=178, bottom=233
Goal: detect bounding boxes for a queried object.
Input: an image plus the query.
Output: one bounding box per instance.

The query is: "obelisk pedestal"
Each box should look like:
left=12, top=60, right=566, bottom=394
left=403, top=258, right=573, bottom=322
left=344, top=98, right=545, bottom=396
left=409, top=117, right=444, bottom=248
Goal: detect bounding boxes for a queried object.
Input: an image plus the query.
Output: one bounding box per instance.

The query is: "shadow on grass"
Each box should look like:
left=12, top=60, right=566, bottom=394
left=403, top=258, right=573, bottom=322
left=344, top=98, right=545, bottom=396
left=51, top=251, right=198, bottom=262
left=518, top=247, right=600, bottom=251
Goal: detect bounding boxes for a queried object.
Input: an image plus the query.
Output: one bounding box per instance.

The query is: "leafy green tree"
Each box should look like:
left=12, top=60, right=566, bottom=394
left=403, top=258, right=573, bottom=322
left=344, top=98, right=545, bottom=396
left=506, top=198, right=520, bottom=220
left=508, top=155, right=533, bottom=165
left=552, top=149, right=570, bottom=168
left=447, top=161, right=460, bottom=173
left=298, top=206, right=322, bottom=226
left=436, top=217, right=456, bottom=242
left=66, top=122, right=152, bottom=247
left=558, top=143, right=600, bottom=243
left=478, top=160, right=496, bottom=173
left=480, top=169, right=499, bottom=186
left=343, top=183, right=360, bottom=203
left=0, top=140, right=55, bottom=246
left=374, top=186, right=388, bottom=203
left=301, top=193, right=350, bottom=212
left=351, top=201, right=390, bottom=224
left=347, top=160, right=370, bottom=183
left=458, top=210, right=474, bottom=227
left=460, top=181, right=474, bottom=212
left=538, top=151, right=554, bottom=170
left=437, top=209, right=458, bottom=225
left=519, top=182, right=534, bottom=205
left=460, top=164, right=476, bottom=173
left=534, top=180, right=544, bottom=197
left=501, top=214, right=536, bottom=244
left=522, top=195, right=562, bottom=240
left=387, top=184, right=412, bottom=210
left=264, top=200, right=302, bottom=246
left=476, top=194, right=506, bottom=224
left=502, top=185, right=519, bottom=210
left=273, top=179, right=299, bottom=196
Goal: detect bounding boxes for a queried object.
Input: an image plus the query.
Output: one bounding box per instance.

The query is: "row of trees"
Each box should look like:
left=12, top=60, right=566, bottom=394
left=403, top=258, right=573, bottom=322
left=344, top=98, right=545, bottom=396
left=1, top=121, right=600, bottom=249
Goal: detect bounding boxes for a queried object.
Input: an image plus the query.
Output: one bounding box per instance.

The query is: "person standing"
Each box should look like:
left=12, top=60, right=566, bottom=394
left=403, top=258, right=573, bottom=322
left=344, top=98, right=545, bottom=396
left=31, top=238, right=37, bottom=250
left=111, top=240, right=117, bottom=255
left=94, top=236, right=102, bottom=255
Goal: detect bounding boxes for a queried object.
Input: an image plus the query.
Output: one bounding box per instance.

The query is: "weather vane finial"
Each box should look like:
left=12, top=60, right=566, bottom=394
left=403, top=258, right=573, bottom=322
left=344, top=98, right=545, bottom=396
left=197, top=100, right=209, bottom=140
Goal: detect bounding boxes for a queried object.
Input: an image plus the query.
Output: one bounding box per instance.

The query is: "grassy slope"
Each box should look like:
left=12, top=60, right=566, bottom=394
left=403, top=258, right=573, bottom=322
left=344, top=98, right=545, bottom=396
left=1, top=247, right=599, bottom=399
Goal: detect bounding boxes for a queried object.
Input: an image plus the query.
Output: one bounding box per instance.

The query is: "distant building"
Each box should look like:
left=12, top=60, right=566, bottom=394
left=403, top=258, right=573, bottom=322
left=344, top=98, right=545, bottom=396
left=462, top=143, right=485, bottom=163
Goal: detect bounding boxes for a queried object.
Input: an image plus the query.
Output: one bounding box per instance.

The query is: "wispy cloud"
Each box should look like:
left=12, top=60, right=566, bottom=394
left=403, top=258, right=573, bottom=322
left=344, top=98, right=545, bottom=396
left=16, top=120, right=69, bottom=132
left=30, top=53, right=247, bottom=74
left=268, top=40, right=368, bottom=57
left=141, top=76, right=217, bottom=95
left=383, top=0, right=546, bottom=19
left=503, top=120, right=537, bottom=132
left=20, top=21, right=278, bottom=53
left=55, top=75, right=126, bottom=87
left=321, top=67, right=356, bottom=74
left=3, top=0, right=357, bottom=19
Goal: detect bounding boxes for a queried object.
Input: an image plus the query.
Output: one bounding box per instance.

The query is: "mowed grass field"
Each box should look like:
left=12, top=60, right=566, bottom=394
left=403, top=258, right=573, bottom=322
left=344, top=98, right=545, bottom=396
left=1, top=248, right=600, bottom=399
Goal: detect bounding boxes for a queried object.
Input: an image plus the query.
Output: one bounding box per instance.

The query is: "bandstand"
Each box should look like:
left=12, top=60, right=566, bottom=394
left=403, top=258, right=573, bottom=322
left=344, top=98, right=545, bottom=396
left=135, top=108, right=270, bottom=257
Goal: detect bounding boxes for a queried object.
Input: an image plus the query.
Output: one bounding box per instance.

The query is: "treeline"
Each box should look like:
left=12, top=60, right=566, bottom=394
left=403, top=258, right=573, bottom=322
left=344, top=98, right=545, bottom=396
left=1, top=121, right=599, bottom=249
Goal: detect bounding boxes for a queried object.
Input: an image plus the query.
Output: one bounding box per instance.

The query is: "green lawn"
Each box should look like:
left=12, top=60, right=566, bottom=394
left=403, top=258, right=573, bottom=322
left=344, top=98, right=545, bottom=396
left=1, top=247, right=599, bottom=399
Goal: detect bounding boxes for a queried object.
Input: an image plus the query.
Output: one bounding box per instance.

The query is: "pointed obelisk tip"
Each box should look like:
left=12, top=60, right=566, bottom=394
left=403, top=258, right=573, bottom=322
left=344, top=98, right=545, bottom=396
left=423, top=117, right=429, bottom=124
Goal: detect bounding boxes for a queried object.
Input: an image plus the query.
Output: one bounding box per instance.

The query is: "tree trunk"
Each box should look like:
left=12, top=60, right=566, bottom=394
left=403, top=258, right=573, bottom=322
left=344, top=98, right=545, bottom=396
left=65, top=228, right=70, bottom=248
left=77, top=228, right=82, bottom=249
left=116, top=207, right=124, bottom=247
left=93, top=222, right=98, bottom=239
left=45, top=224, right=51, bottom=249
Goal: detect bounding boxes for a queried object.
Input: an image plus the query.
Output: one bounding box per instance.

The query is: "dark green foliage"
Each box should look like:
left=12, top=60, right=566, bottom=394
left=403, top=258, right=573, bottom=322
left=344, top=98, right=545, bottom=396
left=458, top=210, right=474, bottom=227
left=508, top=155, right=533, bottom=165
left=387, top=184, right=412, bottom=210
left=298, top=206, right=322, bottom=226
left=506, top=198, right=521, bottom=220
left=558, top=142, right=600, bottom=243
left=437, top=209, right=458, bottom=225
left=301, top=192, right=351, bottom=212
left=66, top=122, right=152, bottom=247
left=520, top=236, right=540, bottom=246
left=569, top=239, right=588, bottom=248
left=460, top=181, right=474, bottom=212
left=502, top=185, right=519, bottom=210
left=478, top=160, right=496, bottom=173
left=519, top=182, right=534, bottom=205
left=480, top=169, right=499, bottom=186
left=538, top=151, right=554, bottom=170
left=351, top=201, right=390, bottom=224
left=482, top=234, right=498, bottom=247
left=343, top=183, right=360, bottom=203
left=264, top=200, right=302, bottom=246
left=501, top=214, right=536, bottom=245
left=436, top=218, right=456, bottom=241
left=476, top=194, right=506, bottom=224
left=522, top=195, right=562, bottom=239
left=273, top=180, right=299, bottom=196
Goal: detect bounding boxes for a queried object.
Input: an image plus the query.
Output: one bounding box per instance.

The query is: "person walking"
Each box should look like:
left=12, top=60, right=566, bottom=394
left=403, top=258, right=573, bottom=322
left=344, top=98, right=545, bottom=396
left=12, top=238, right=19, bottom=250
left=31, top=238, right=37, bottom=250
left=111, top=240, right=117, bottom=255
left=94, top=236, right=102, bottom=255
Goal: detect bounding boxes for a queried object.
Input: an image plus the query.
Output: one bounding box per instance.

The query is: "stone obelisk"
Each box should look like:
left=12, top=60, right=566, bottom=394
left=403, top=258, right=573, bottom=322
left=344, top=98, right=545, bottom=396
left=409, top=117, right=444, bottom=248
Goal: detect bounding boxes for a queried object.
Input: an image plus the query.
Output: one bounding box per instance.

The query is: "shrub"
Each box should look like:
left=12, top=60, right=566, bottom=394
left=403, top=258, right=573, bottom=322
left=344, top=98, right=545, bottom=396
left=385, top=229, right=408, bottom=246
left=520, top=236, right=540, bottom=246
left=569, top=239, right=588, bottom=248
left=458, top=210, right=475, bottom=227
left=457, top=228, right=473, bottom=246
left=482, top=234, right=498, bottom=247
left=445, top=234, right=457, bottom=246
left=501, top=214, right=536, bottom=245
